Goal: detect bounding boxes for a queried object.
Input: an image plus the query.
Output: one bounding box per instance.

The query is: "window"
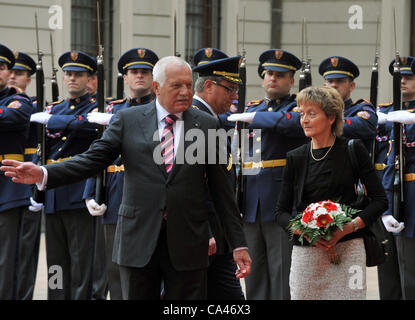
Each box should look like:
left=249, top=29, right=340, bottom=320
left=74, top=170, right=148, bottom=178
left=71, top=0, right=114, bottom=95
left=185, top=0, right=221, bottom=65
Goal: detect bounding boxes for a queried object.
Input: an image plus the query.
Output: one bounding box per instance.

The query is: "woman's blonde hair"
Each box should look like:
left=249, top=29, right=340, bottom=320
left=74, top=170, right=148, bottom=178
left=296, top=86, right=345, bottom=137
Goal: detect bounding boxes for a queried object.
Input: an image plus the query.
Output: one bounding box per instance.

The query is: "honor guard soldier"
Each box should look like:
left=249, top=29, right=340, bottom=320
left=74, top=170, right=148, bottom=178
left=371, top=58, right=415, bottom=300
left=228, top=49, right=307, bottom=300
left=29, top=50, right=103, bottom=300
left=192, top=49, right=245, bottom=300
left=381, top=57, right=415, bottom=300
left=0, top=44, right=33, bottom=299
left=319, top=56, right=377, bottom=152
left=84, top=47, right=158, bottom=299
left=9, top=51, right=43, bottom=300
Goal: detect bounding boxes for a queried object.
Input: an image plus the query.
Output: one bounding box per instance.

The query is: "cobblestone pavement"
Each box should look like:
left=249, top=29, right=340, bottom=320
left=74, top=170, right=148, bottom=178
left=33, top=233, right=380, bottom=300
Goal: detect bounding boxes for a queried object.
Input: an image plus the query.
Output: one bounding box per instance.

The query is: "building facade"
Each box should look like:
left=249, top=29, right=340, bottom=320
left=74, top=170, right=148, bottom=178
left=0, top=0, right=413, bottom=104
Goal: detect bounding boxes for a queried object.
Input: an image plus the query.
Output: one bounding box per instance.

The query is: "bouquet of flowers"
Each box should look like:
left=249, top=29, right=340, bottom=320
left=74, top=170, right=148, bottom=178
left=288, top=200, right=359, bottom=264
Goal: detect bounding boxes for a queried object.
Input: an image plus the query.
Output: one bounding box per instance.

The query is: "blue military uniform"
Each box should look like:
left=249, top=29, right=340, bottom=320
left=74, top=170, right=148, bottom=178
left=375, top=102, right=394, bottom=180
left=319, top=56, right=377, bottom=152
left=382, top=57, right=415, bottom=299
left=241, top=49, right=306, bottom=300
left=41, top=50, right=104, bottom=300
left=83, top=48, right=158, bottom=300
left=0, top=44, right=33, bottom=299
left=11, top=51, right=42, bottom=300
left=192, top=52, right=245, bottom=300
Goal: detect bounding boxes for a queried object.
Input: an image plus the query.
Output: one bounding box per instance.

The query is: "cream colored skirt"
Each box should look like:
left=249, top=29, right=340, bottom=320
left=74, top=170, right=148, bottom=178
left=290, top=238, right=366, bottom=300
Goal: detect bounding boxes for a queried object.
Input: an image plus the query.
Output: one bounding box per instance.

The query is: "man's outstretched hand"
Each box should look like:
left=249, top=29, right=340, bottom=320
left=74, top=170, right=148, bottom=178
left=0, top=160, right=43, bottom=185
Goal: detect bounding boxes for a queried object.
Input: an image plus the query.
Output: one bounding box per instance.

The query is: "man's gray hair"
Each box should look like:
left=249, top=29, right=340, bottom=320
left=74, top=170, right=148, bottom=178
left=194, top=76, right=221, bottom=93
left=153, top=56, right=192, bottom=87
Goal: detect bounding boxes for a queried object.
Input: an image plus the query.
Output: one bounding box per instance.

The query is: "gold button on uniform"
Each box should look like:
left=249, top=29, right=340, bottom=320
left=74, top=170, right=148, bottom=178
left=268, top=107, right=273, bottom=111
left=70, top=105, right=75, bottom=110
left=256, top=149, right=260, bottom=154
left=58, top=148, right=62, bottom=151
left=61, top=136, right=67, bottom=141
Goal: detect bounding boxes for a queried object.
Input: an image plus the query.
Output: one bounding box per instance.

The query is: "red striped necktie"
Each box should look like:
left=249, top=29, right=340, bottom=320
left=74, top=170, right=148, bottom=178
left=161, top=114, right=177, bottom=173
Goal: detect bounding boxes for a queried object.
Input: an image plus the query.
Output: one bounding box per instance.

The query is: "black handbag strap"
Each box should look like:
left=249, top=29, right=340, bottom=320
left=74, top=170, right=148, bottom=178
left=347, top=139, right=360, bottom=181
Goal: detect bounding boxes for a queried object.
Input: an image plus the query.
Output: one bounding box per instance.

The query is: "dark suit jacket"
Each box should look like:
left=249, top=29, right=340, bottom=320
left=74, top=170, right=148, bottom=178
left=275, top=136, right=388, bottom=235
left=192, top=97, right=234, bottom=255
left=44, top=101, right=247, bottom=271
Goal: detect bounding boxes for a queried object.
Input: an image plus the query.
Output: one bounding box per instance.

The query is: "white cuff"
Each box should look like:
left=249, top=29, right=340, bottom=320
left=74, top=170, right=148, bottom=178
left=36, top=166, right=48, bottom=191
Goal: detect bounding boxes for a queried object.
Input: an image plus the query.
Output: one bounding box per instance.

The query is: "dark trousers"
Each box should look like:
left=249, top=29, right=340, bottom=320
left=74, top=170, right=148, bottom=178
left=104, top=224, right=122, bottom=300
left=45, top=209, right=96, bottom=300
left=16, top=207, right=42, bottom=300
left=119, top=221, right=207, bottom=300
left=0, top=206, right=23, bottom=299
left=243, top=206, right=292, bottom=300
left=377, top=231, right=402, bottom=300
left=396, top=235, right=415, bottom=299
left=207, top=252, right=245, bottom=300
left=91, top=217, right=108, bottom=300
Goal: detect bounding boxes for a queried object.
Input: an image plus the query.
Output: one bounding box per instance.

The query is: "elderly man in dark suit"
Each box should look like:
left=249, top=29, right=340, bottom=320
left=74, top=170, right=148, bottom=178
left=1, top=56, right=251, bottom=300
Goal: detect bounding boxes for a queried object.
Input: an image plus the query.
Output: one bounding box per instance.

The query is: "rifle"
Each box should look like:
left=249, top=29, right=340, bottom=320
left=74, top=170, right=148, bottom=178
left=95, top=0, right=106, bottom=205
left=370, top=15, right=380, bottom=164
left=298, top=18, right=312, bottom=91
left=235, top=8, right=247, bottom=212
left=116, top=28, right=123, bottom=99
left=50, top=32, right=59, bottom=102
left=392, top=9, right=404, bottom=222
left=173, top=10, right=181, bottom=57
left=33, top=12, right=46, bottom=203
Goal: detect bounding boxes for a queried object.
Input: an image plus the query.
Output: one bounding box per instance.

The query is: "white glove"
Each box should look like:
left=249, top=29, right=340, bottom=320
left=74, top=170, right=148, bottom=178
left=87, top=112, right=113, bottom=126
left=382, top=215, right=405, bottom=233
left=376, top=111, right=388, bottom=125
left=28, top=197, right=43, bottom=212
left=386, top=110, right=415, bottom=124
left=85, top=198, right=107, bottom=216
left=30, top=112, right=52, bottom=125
left=227, top=112, right=256, bottom=124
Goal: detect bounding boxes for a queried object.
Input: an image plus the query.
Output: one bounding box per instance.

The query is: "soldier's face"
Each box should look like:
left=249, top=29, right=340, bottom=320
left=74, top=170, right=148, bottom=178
left=0, top=63, right=11, bottom=90
left=8, top=70, right=31, bottom=91
left=153, top=64, right=193, bottom=114
left=401, top=74, right=415, bottom=100
left=261, top=70, right=294, bottom=99
left=324, top=77, right=355, bottom=102
left=63, top=70, right=89, bottom=97
left=86, top=74, right=98, bottom=95
left=124, top=68, right=153, bottom=97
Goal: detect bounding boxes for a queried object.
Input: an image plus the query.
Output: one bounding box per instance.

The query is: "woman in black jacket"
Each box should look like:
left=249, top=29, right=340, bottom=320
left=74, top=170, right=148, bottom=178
left=275, top=86, right=387, bottom=300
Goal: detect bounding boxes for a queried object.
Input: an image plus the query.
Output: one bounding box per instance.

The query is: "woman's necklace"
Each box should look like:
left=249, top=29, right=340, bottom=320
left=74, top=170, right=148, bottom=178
left=310, top=136, right=336, bottom=161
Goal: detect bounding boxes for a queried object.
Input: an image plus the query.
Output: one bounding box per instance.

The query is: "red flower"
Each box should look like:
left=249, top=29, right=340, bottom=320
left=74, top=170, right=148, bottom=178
left=323, top=201, right=338, bottom=211
left=316, top=214, right=333, bottom=227
left=302, top=210, right=314, bottom=224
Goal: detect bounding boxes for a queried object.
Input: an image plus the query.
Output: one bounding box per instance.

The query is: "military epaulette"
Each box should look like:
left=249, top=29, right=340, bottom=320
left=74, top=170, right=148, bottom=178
left=109, top=98, right=126, bottom=105
left=353, top=98, right=372, bottom=106
left=378, top=102, right=393, bottom=108
left=48, top=99, right=64, bottom=106
left=246, top=99, right=264, bottom=107
left=191, top=104, right=199, bottom=110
